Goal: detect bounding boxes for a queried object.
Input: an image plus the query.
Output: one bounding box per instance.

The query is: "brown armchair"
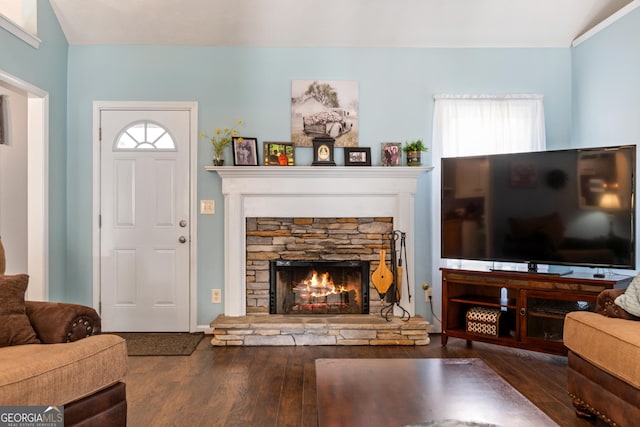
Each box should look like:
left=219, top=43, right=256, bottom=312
left=564, top=287, right=640, bottom=427
left=0, top=274, right=127, bottom=426
left=595, top=288, right=640, bottom=321
left=26, top=300, right=102, bottom=343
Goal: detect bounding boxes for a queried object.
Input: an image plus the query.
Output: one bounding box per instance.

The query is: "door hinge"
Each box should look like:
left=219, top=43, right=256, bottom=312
left=99, top=127, right=102, bottom=141
left=99, top=301, right=101, bottom=314
left=98, top=214, right=101, bottom=228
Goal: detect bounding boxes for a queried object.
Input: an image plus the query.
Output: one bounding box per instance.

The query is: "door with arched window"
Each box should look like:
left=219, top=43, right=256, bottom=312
left=99, top=109, right=191, bottom=331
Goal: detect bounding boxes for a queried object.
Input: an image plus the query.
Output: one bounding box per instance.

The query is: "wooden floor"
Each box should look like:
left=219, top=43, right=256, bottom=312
left=125, top=335, right=608, bottom=427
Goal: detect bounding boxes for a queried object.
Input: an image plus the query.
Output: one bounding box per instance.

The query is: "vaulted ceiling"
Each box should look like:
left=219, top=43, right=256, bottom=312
left=50, top=0, right=635, bottom=48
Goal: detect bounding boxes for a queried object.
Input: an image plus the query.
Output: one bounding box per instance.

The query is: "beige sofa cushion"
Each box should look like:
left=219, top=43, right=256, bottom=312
left=0, top=334, right=127, bottom=405
left=564, top=311, right=640, bottom=388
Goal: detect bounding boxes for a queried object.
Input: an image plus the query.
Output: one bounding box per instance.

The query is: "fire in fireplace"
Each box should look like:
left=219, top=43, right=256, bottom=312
left=270, top=260, right=370, bottom=315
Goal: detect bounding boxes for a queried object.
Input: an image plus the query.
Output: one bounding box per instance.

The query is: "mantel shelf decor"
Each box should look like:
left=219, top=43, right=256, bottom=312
left=204, top=165, right=433, bottom=178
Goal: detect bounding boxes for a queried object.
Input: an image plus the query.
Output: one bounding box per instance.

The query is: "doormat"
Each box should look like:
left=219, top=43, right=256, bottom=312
left=109, top=332, right=205, bottom=356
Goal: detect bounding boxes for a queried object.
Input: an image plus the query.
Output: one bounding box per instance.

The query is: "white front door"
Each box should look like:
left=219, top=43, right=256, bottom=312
left=99, top=109, right=191, bottom=332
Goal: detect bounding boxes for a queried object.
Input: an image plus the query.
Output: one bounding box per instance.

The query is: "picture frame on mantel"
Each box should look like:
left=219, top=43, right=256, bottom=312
left=344, top=147, right=371, bottom=166
left=312, top=137, right=336, bottom=166
left=232, top=137, right=259, bottom=166
left=264, top=142, right=295, bottom=166
left=381, top=142, right=402, bottom=166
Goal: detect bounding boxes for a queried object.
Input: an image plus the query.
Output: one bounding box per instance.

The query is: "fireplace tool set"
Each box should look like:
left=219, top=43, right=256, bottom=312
left=371, top=230, right=412, bottom=321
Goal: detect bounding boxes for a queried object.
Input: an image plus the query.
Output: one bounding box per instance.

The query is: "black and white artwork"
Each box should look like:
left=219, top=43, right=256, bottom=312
left=291, top=80, right=359, bottom=147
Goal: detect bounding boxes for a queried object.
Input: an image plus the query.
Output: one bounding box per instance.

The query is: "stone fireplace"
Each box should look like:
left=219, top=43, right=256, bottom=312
left=207, top=166, right=432, bottom=345
left=247, top=216, right=391, bottom=315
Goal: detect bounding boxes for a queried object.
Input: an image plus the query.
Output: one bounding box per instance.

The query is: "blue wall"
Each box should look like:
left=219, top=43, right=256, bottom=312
left=2, top=3, right=581, bottom=325
left=66, top=46, right=572, bottom=324
left=572, top=7, right=640, bottom=148
left=0, top=0, right=68, bottom=300
left=572, top=6, right=640, bottom=273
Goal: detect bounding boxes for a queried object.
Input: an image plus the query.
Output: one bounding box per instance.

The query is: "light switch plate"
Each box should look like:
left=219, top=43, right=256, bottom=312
left=201, top=200, right=215, bottom=215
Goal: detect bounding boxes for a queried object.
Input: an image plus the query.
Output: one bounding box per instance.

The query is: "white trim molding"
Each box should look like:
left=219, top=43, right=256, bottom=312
left=572, top=1, right=640, bottom=47
left=206, top=166, right=432, bottom=317
left=0, top=69, right=48, bottom=300
left=0, top=13, right=41, bottom=49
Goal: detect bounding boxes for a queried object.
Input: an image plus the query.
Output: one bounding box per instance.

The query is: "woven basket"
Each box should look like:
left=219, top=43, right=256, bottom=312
left=466, top=306, right=503, bottom=338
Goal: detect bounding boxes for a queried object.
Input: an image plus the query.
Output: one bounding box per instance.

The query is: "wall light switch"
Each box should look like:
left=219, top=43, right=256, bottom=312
left=201, top=200, right=215, bottom=215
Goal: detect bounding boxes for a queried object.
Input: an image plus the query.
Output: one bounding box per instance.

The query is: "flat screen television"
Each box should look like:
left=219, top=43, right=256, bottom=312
left=441, top=145, right=636, bottom=273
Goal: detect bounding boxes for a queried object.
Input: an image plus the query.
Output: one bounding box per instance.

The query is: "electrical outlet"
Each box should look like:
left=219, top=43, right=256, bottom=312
left=423, top=283, right=433, bottom=302
left=211, top=289, right=222, bottom=303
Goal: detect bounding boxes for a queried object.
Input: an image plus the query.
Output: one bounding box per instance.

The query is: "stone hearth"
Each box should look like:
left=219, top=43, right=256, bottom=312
left=210, top=314, right=430, bottom=346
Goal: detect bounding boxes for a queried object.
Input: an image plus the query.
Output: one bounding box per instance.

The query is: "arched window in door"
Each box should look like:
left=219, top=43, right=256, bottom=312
left=115, top=121, right=176, bottom=151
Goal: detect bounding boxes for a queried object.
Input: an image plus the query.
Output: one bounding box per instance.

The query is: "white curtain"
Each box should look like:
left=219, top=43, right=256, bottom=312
left=429, top=94, right=546, bottom=331
left=433, top=94, right=546, bottom=158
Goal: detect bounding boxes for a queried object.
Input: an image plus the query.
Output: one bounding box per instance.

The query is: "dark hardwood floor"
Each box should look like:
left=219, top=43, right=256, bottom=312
left=124, top=334, right=607, bottom=427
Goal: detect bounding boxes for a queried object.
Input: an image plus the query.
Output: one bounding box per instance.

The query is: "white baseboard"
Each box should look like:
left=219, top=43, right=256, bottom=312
left=196, top=325, right=214, bottom=334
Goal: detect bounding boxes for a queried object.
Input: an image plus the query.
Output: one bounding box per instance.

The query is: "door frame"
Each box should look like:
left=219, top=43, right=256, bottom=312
left=92, top=101, right=198, bottom=332
left=0, top=69, right=49, bottom=300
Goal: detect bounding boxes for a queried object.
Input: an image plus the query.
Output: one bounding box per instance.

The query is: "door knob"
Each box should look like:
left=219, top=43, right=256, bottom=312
left=179, top=236, right=187, bottom=243
left=179, top=220, right=187, bottom=227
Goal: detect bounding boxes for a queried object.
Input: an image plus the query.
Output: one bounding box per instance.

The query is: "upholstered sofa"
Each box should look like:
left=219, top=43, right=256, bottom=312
left=0, top=273, right=128, bottom=426
left=564, top=286, right=640, bottom=427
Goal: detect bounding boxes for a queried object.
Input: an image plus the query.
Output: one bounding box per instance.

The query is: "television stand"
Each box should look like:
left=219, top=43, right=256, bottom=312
left=441, top=268, right=631, bottom=355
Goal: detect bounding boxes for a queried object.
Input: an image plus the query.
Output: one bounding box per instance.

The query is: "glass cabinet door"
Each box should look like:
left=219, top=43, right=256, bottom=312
left=520, top=290, right=596, bottom=348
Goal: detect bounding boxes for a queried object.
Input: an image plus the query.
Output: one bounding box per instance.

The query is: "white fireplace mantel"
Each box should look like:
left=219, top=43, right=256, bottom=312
left=206, top=166, right=433, bottom=316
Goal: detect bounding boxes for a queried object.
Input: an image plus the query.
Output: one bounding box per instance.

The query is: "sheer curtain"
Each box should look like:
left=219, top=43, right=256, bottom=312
left=433, top=94, right=546, bottom=158
left=429, top=94, right=546, bottom=330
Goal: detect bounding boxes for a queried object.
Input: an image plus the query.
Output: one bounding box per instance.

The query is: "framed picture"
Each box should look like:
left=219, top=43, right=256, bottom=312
left=381, top=142, right=402, bottom=166
left=291, top=80, right=359, bottom=148
left=264, top=142, right=295, bottom=166
left=312, top=137, right=336, bottom=166
left=344, top=147, right=371, bottom=166
left=232, top=137, right=259, bottom=166
left=510, top=161, right=538, bottom=188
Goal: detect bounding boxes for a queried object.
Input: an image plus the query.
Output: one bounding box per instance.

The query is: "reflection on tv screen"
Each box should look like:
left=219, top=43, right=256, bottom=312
left=441, top=145, right=636, bottom=270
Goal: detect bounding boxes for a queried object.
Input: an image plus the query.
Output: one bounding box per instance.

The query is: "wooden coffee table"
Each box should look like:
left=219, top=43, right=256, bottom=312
left=316, top=358, right=558, bottom=427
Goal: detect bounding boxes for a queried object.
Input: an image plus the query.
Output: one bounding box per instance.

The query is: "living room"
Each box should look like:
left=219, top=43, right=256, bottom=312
left=1, top=1, right=639, bottom=425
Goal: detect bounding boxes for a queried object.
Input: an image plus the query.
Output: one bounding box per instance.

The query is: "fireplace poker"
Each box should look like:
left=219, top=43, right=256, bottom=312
left=400, top=231, right=411, bottom=303
left=392, top=231, right=402, bottom=302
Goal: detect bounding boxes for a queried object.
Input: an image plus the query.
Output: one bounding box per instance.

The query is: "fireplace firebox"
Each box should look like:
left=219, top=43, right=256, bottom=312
left=270, top=260, right=370, bottom=315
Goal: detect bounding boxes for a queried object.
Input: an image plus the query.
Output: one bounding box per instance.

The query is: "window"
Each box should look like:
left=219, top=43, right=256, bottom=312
left=431, top=94, right=546, bottom=273
left=115, top=121, right=176, bottom=151
left=433, top=94, right=545, bottom=158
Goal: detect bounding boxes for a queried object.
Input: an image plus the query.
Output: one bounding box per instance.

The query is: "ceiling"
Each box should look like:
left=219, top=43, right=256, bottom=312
left=49, top=0, right=635, bottom=48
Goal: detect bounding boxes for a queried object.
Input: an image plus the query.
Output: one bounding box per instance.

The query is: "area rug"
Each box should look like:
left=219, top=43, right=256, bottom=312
left=109, top=332, right=204, bottom=356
